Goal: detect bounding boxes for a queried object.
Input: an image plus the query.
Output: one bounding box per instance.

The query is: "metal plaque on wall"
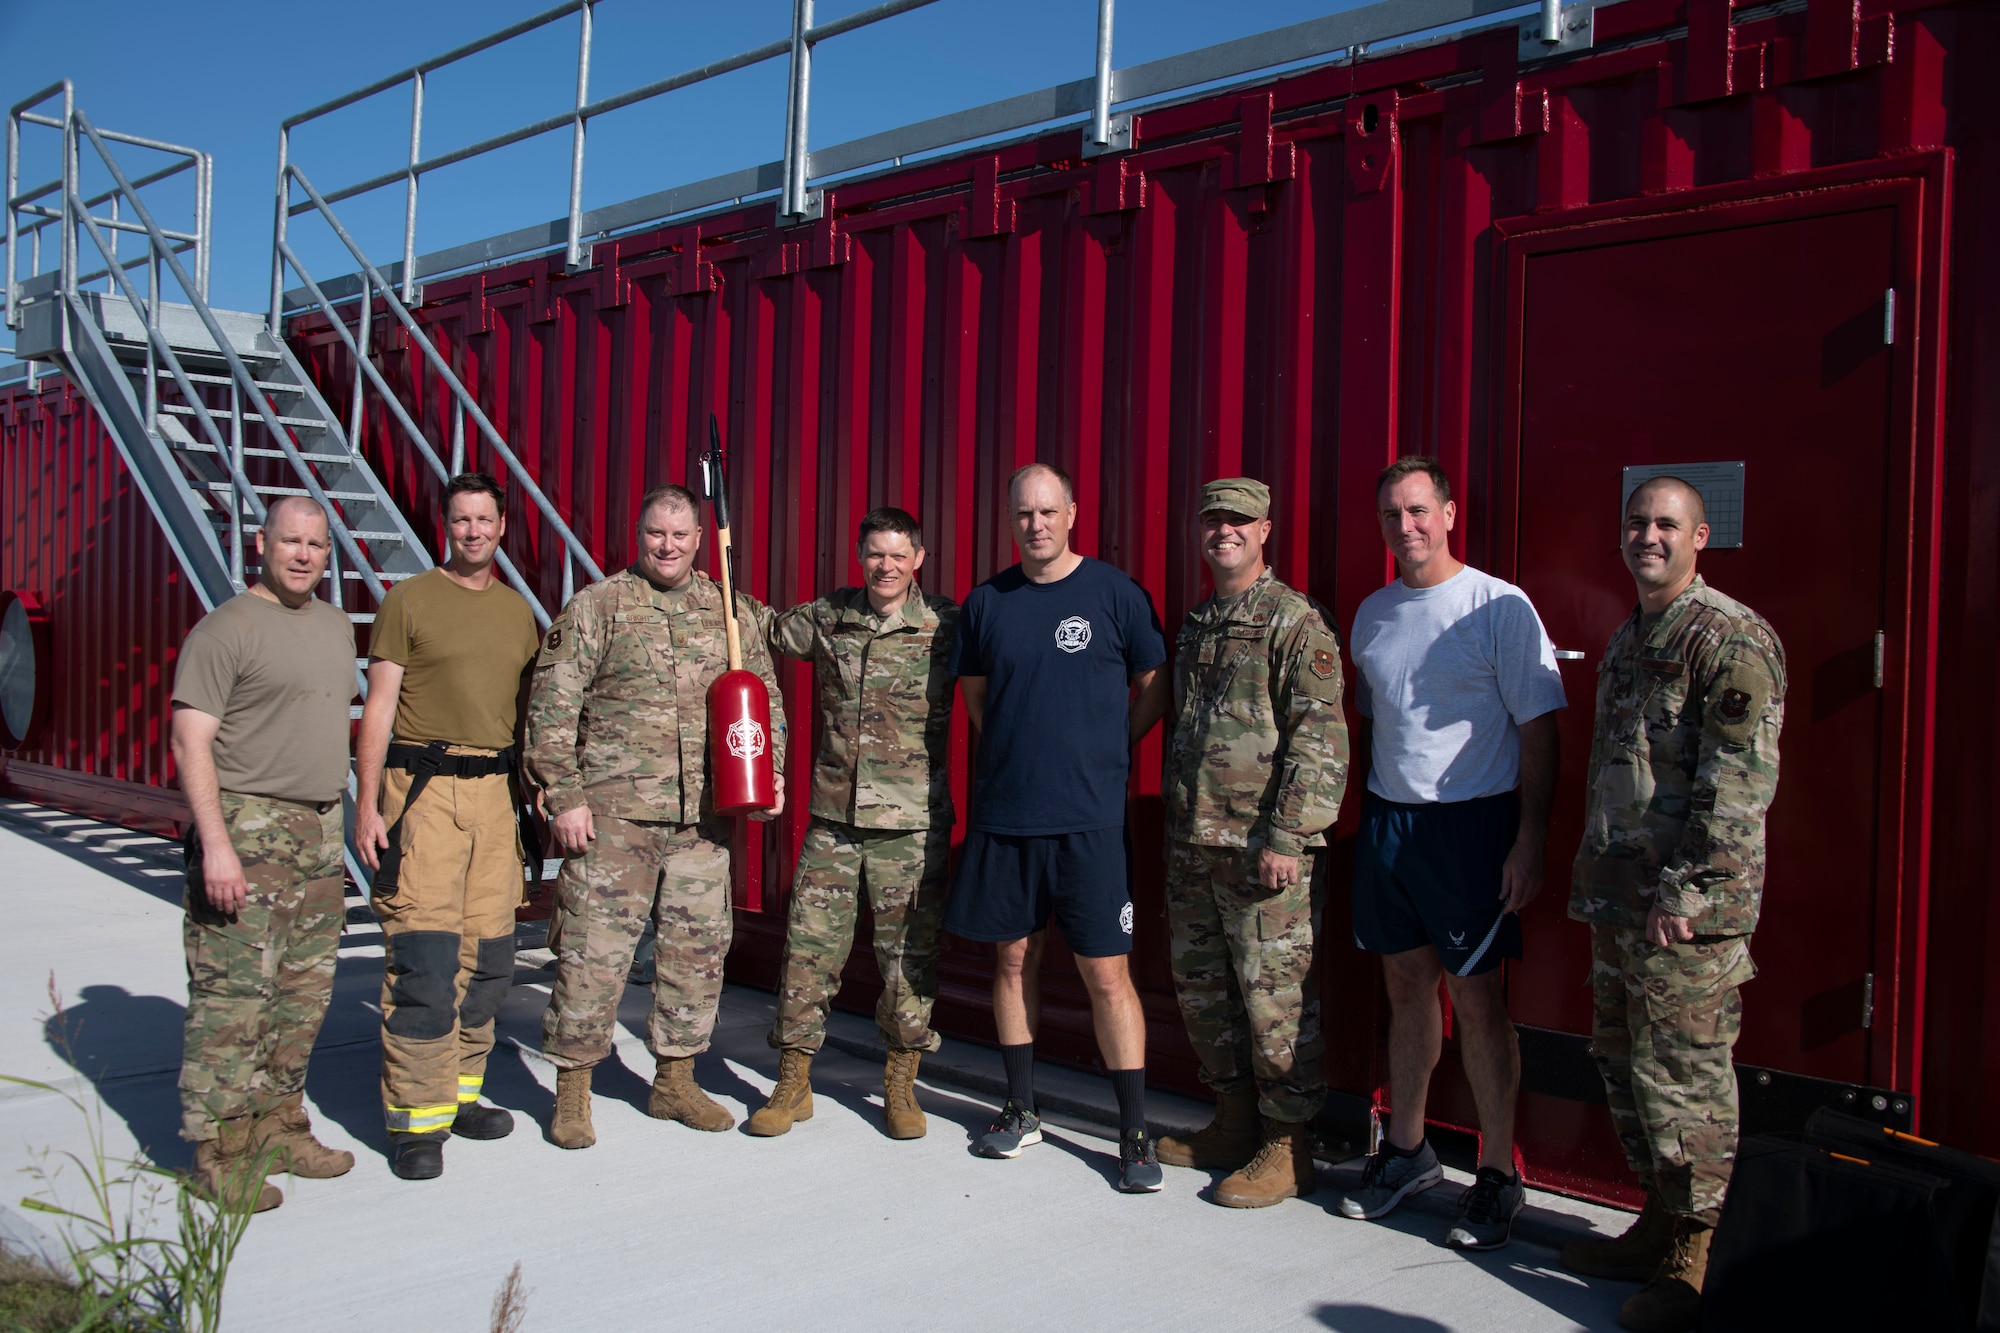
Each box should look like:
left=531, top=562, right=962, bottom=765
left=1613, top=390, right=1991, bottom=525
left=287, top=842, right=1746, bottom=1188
left=1622, top=461, right=1746, bottom=548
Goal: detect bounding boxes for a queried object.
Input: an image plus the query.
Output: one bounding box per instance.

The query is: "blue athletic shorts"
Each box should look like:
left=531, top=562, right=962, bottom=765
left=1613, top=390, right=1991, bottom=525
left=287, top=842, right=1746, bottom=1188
left=944, top=827, right=1133, bottom=958
left=1351, top=790, right=1522, bottom=976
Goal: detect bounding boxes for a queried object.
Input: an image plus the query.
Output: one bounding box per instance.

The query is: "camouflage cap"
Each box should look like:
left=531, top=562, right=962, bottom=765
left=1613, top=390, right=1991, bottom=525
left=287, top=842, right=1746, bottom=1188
left=1198, top=477, right=1271, bottom=520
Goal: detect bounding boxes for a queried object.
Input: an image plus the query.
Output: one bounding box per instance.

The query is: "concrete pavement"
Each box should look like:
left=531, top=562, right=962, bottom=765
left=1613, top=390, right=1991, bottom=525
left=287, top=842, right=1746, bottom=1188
left=0, top=799, right=1638, bottom=1331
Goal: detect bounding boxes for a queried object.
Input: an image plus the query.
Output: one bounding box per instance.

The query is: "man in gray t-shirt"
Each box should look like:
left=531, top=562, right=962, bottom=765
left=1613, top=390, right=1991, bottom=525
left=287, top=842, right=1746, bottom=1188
left=171, top=496, right=357, bottom=1213
left=1332, top=457, right=1565, bottom=1253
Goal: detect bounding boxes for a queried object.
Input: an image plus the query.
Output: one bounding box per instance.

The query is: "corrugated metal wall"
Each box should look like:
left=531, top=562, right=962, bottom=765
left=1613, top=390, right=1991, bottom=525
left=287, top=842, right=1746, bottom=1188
left=0, top=377, right=200, bottom=833
left=9, top=0, right=1997, bottom=1199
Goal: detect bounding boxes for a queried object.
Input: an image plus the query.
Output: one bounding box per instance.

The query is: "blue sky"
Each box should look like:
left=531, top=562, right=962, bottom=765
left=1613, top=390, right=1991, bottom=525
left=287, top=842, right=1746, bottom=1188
left=2, top=0, right=1369, bottom=349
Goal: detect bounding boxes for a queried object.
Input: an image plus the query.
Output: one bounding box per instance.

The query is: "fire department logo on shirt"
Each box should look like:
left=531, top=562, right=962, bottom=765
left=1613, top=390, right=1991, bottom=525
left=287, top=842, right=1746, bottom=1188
left=725, top=717, right=767, bottom=760
left=1054, top=616, right=1092, bottom=654
left=1119, top=901, right=1134, bottom=935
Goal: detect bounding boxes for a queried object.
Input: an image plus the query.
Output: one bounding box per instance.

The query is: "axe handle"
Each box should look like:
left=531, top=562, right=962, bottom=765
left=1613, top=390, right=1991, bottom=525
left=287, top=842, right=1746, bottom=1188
left=713, top=522, right=745, bottom=671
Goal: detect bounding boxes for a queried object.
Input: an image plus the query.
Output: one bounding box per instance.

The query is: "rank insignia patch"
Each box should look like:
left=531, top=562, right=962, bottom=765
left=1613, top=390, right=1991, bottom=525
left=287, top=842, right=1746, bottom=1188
left=1718, top=688, right=1752, bottom=722
left=1310, top=649, right=1337, bottom=680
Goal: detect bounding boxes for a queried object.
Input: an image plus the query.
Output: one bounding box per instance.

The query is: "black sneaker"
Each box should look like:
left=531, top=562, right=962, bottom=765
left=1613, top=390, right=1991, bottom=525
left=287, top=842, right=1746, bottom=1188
left=1117, top=1128, right=1164, bottom=1193
left=451, top=1102, right=516, bottom=1140
left=1444, top=1166, right=1525, bottom=1250
left=976, top=1100, right=1043, bottom=1158
left=391, top=1137, right=444, bottom=1180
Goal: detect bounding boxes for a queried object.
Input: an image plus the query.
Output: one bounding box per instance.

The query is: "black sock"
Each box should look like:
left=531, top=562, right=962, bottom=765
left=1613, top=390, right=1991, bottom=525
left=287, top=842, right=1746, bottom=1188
left=1109, top=1068, right=1147, bottom=1137
left=1000, top=1042, right=1036, bottom=1113
left=1384, top=1136, right=1425, bottom=1158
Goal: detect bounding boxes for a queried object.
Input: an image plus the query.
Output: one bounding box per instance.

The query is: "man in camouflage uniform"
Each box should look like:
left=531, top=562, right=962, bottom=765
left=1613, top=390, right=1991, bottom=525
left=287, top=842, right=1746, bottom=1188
left=527, top=483, right=787, bottom=1148
left=1156, top=478, right=1349, bottom=1208
left=171, top=496, right=358, bottom=1212
left=1560, top=476, right=1785, bottom=1333
left=744, top=506, right=958, bottom=1141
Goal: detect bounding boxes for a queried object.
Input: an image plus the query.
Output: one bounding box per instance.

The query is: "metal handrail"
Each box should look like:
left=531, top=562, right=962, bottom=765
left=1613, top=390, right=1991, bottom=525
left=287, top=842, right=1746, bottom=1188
left=277, top=0, right=1595, bottom=313
left=268, top=0, right=957, bottom=328
left=69, top=110, right=387, bottom=602
left=274, top=241, right=561, bottom=626
left=281, top=162, right=606, bottom=598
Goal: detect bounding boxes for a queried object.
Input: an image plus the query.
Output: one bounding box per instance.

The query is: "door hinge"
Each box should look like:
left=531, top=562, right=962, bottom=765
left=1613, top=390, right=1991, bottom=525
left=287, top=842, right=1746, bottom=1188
left=1873, top=631, right=1885, bottom=689
left=1884, top=288, right=1896, bottom=346
left=1861, top=973, right=1875, bottom=1029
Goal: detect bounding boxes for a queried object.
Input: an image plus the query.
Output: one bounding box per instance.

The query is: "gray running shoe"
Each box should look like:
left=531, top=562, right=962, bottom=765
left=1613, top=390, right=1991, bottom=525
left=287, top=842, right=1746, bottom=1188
left=1116, top=1129, right=1164, bottom=1193
left=1334, top=1140, right=1444, bottom=1219
left=1444, top=1166, right=1525, bottom=1250
left=977, top=1100, right=1043, bottom=1158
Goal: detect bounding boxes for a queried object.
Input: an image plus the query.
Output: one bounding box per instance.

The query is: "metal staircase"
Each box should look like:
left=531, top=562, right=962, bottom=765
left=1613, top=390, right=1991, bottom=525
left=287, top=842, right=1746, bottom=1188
left=5, top=85, right=432, bottom=628
left=3, top=82, right=602, bottom=887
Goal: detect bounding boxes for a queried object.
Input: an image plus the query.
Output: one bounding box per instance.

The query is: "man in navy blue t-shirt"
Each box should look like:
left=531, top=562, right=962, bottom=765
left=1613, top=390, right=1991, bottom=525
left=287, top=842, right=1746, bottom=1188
left=948, top=462, right=1170, bottom=1192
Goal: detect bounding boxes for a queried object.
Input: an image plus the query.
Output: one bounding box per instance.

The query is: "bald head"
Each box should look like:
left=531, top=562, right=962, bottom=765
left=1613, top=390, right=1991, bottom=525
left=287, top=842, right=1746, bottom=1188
left=264, top=494, right=330, bottom=535
left=1008, top=461, right=1074, bottom=506
left=255, top=495, right=332, bottom=608
left=1622, top=475, right=1709, bottom=611
left=1628, top=476, right=1706, bottom=530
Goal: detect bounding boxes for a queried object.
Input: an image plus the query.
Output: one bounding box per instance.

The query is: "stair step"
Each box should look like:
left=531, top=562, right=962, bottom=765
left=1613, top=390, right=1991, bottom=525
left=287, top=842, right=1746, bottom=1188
left=171, top=440, right=352, bottom=465
left=161, top=403, right=327, bottom=430
left=140, top=368, right=300, bottom=393
left=245, top=566, right=422, bottom=584
left=233, top=523, right=409, bottom=542
left=204, top=482, right=377, bottom=502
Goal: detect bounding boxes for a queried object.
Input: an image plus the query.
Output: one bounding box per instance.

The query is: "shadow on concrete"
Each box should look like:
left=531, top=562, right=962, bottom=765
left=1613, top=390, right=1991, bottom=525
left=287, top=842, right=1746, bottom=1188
left=1313, top=1306, right=1452, bottom=1332
left=42, top=984, right=188, bottom=1168
left=1312, top=1168, right=1626, bottom=1332
left=0, top=808, right=186, bottom=907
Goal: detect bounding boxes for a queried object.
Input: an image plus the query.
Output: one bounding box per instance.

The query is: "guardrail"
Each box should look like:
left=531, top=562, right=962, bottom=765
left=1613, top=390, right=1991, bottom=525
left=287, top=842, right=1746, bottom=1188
left=276, top=0, right=1582, bottom=311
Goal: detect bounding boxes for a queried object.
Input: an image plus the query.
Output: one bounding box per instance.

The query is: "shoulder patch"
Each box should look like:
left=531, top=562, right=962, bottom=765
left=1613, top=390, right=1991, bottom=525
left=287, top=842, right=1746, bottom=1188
left=1311, top=648, right=1337, bottom=680
left=1717, top=688, right=1751, bottom=723
left=537, top=614, right=579, bottom=666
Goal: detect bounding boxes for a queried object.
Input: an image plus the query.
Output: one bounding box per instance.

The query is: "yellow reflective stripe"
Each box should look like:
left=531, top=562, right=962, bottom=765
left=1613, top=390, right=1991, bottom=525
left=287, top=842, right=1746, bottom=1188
left=457, top=1075, right=483, bottom=1104
left=385, top=1103, right=459, bottom=1133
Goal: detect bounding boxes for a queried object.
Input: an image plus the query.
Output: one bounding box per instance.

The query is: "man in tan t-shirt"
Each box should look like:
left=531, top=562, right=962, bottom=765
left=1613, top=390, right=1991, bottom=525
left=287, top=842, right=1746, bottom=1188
left=354, top=472, right=541, bottom=1181
left=172, top=496, right=357, bottom=1213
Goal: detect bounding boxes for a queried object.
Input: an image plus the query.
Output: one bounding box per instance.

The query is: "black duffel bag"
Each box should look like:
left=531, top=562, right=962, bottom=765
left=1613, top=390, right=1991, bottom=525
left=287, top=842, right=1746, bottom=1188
left=1702, top=1108, right=2000, bottom=1332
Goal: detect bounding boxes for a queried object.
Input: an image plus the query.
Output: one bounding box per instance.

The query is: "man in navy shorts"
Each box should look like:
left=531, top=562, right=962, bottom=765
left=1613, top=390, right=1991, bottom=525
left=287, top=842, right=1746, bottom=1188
left=948, top=462, right=1170, bottom=1193
left=1334, top=456, right=1566, bottom=1250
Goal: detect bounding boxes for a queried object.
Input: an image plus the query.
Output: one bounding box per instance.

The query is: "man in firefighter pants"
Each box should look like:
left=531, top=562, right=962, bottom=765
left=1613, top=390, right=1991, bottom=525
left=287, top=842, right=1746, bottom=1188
left=354, top=472, right=541, bottom=1181
left=527, top=483, right=786, bottom=1148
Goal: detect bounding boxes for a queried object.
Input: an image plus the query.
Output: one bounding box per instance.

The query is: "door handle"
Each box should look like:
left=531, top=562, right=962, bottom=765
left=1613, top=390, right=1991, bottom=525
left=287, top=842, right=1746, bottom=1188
left=1553, top=649, right=1587, bottom=660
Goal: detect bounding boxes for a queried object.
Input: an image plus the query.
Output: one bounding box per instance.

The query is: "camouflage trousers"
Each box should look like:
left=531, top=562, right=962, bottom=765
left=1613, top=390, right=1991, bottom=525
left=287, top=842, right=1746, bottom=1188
left=769, top=819, right=949, bottom=1055
left=179, top=792, right=345, bottom=1142
left=1164, top=841, right=1326, bottom=1123
left=543, top=815, right=732, bottom=1069
left=1590, top=923, right=1757, bottom=1225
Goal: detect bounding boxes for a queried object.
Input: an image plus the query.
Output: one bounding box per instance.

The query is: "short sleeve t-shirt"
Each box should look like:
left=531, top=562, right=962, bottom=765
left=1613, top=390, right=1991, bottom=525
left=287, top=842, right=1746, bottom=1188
left=370, top=568, right=540, bottom=750
left=1350, top=565, right=1567, bottom=805
left=950, top=557, right=1167, bottom=834
left=172, top=590, right=357, bottom=803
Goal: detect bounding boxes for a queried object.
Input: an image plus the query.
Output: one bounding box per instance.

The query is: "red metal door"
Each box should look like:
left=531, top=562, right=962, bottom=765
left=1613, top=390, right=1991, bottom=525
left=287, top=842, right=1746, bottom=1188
left=1497, top=178, right=1935, bottom=1197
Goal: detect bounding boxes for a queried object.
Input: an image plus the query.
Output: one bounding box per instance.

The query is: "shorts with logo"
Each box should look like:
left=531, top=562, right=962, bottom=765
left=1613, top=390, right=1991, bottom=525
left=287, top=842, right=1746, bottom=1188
left=945, top=826, right=1133, bottom=957
left=1352, top=789, right=1522, bottom=976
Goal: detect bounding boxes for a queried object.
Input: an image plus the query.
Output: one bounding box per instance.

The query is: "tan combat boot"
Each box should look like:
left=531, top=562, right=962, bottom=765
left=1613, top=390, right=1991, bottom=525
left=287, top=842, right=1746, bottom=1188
left=1214, top=1120, right=1318, bottom=1208
left=190, top=1118, right=282, bottom=1213
left=1156, top=1085, right=1261, bottom=1169
left=882, top=1049, right=927, bottom=1140
left=647, top=1056, right=735, bottom=1132
left=250, top=1094, right=354, bottom=1179
left=550, top=1066, right=596, bottom=1150
left=746, top=1050, right=815, bottom=1137
left=1561, top=1186, right=1674, bottom=1281
left=1618, top=1216, right=1712, bottom=1333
